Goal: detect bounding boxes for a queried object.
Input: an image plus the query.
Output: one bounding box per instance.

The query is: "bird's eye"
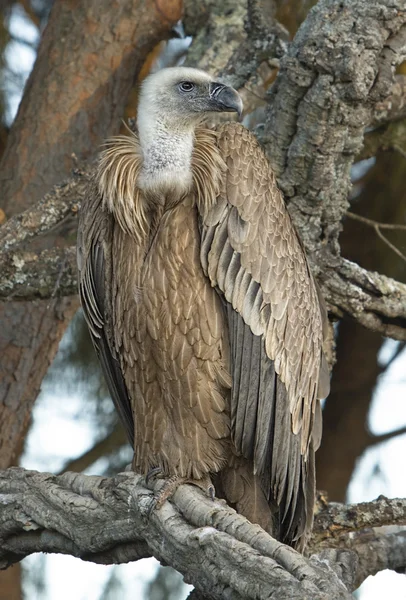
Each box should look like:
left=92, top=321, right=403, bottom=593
left=179, top=81, right=195, bottom=92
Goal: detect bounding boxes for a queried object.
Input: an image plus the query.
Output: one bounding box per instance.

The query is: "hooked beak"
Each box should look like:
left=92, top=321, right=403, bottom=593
left=209, top=82, right=243, bottom=118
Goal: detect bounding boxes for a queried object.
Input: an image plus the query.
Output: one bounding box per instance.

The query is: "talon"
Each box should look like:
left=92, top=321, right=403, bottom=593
left=191, top=474, right=216, bottom=501
left=208, top=485, right=215, bottom=501
left=145, top=466, right=163, bottom=487
left=146, top=474, right=217, bottom=517
left=147, top=496, right=158, bottom=517
left=149, top=475, right=188, bottom=514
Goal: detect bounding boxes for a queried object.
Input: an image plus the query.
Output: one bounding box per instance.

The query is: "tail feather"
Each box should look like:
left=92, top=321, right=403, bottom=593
left=218, top=458, right=274, bottom=536
left=217, top=447, right=316, bottom=551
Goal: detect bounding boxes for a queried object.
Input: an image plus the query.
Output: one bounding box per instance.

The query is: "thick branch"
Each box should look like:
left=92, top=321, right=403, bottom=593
left=183, top=0, right=248, bottom=75
left=358, top=118, right=406, bottom=161
left=0, top=166, right=93, bottom=300
left=0, top=469, right=406, bottom=600
left=0, top=247, right=77, bottom=300
left=316, top=531, right=406, bottom=590
left=1, top=469, right=405, bottom=596
left=4, top=469, right=405, bottom=598
left=320, top=256, right=406, bottom=341
left=265, top=0, right=406, bottom=250
left=0, top=165, right=91, bottom=253
left=312, top=496, right=406, bottom=545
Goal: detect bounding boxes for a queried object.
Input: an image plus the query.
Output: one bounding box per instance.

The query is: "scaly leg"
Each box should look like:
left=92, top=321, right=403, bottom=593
left=146, top=470, right=215, bottom=513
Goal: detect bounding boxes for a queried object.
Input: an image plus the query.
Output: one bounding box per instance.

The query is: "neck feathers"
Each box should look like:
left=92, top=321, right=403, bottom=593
left=97, top=132, right=148, bottom=243
left=97, top=127, right=225, bottom=241
left=137, top=114, right=199, bottom=195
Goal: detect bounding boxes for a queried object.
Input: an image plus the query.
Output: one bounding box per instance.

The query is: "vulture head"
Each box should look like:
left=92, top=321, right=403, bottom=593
left=138, top=67, right=243, bottom=127
left=136, top=67, right=243, bottom=193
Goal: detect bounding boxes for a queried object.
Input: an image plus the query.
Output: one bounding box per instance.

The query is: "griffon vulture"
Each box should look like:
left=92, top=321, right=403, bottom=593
left=77, top=67, right=329, bottom=550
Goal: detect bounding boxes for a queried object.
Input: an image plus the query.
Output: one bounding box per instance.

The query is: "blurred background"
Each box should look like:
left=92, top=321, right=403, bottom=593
left=0, top=1, right=405, bottom=598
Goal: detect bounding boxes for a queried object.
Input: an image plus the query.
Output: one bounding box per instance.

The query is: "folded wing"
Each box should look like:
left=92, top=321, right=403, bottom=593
left=199, top=123, right=329, bottom=546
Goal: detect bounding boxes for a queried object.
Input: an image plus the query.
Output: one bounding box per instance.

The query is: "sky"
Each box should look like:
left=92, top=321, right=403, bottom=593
left=5, top=4, right=406, bottom=599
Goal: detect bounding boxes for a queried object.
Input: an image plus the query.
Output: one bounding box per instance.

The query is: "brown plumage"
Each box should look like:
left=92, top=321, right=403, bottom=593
left=77, top=67, right=329, bottom=550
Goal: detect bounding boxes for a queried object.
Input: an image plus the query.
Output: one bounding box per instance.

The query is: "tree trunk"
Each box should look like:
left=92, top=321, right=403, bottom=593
left=0, top=564, right=21, bottom=600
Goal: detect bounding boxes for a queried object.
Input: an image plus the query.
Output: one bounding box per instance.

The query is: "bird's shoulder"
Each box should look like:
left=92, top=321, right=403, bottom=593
left=214, top=121, right=265, bottom=158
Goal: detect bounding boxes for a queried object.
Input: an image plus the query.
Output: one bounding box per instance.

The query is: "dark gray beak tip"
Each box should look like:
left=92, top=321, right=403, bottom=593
left=210, top=83, right=244, bottom=119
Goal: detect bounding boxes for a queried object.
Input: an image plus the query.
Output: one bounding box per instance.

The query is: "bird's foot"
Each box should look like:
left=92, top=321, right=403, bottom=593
left=194, top=473, right=216, bottom=501
left=147, top=473, right=216, bottom=514
left=145, top=466, right=164, bottom=487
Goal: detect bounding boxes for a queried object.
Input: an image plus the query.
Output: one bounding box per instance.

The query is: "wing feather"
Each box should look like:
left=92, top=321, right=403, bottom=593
left=77, top=180, right=134, bottom=446
left=198, top=123, right=328, bottom=547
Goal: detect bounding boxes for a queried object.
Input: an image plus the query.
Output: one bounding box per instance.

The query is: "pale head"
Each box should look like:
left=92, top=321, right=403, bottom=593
left=136, top=67, right=243, bottom=195
left=137, top=67, right=243, bottom=132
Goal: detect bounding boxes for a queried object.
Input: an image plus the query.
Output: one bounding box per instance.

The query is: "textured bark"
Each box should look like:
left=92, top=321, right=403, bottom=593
left=0, top=166, right=90, bottom=253
left=315, top=531, right=406, bottom=592
left=184, top=0, right=248, bottom=74
left=359, top=118, right=406, bottom=161
left=1, top=468, right=405, bottom=599
left=372, top=74, right=406, bottom=125
left=312, top=496, right=406, bottom=545
left=265, top=0, right=406, bottom=242
left=264, top=0, right=406, bottom=335
left=184, top=0, right=288, bottom=116
left=0, top=0, right=182, bottom=468
left=0, top=247, right=76, bottom=300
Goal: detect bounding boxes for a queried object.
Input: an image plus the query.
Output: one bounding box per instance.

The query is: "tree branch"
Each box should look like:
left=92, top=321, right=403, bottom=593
left=0, top=165, right=91, bottom=253
left=312, top=496, right=406, bottom=545
left=2, top=468, right=405, bottom=598
left=57, top=423, right=127, bottom=475
left=357, top=118, right=406, bottom=161
left=345, top=211, right=406, bottom=264
left=0, top=247, right=77, bottom=301
left=372, top=74, right=406, bottom=126
left=316, top=531, right=406, bottom=591
left=368, top=426, right=406, bottom=447
left=346, top=211, right=406, bottom=232
left=320, top=257, right=406, bottom=340
left=264, top=0, right=406, bottom=217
